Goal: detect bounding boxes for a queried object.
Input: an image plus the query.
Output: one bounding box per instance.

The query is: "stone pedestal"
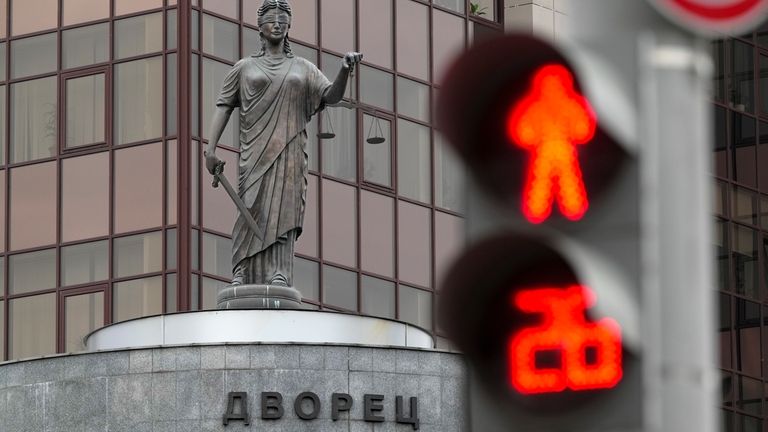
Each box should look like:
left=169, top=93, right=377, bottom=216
left=216, top=284, right=304, bottom=309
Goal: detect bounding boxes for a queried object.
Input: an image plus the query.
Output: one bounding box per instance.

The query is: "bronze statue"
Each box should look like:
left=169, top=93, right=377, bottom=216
left=204, top=0, right=361, bottom=308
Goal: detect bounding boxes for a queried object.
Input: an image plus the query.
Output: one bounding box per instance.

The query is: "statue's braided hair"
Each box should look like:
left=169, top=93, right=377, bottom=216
left=255, top=0, right=294, bottom=58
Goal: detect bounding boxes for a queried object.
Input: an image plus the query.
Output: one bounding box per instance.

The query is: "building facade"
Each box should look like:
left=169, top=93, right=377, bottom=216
left=0, top=0, right=508, bottom=362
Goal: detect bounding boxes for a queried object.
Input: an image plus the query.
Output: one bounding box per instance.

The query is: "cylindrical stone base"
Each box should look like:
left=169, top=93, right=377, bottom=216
left=217, top=284, right=304, bottom=309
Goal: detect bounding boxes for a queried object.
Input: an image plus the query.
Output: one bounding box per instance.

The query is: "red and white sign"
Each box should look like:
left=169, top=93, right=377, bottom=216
left=648, top=0, right=768, bottom=34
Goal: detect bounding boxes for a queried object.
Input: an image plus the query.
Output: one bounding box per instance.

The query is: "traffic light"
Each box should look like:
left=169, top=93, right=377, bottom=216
left=437, top=33, right=641, bottom=432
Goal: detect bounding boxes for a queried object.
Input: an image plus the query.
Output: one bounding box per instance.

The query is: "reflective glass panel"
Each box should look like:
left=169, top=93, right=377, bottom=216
left=114, top=231, right=163, bottom=278
left=434, top=0, right=464, bottom=13
left=113, top=276, right=163, bottom=322
left=712, top=40, right=725, bottom=102
left=435, top=132, right=465, bottom=212
left=359, top=0, right=392, bottom=68
left=11, top=33, right=57, bottom=79
left=9, top=294, right=55, bottom=360
left=203, top=0, right=238, bottom=19
left=363, top=115, right=392, bottom=187
left=760, top=55, right=768, bottom=116
left=202, top=232, right=233, bottom=279
left=0, top=43, right=5, bottom=81
left=321, top=0, right=354, bottom=54
left=0, top=173, right=5, bottom=252
left=732, top=112, right=757, bottom=188
left=62, top=24, right=109, bottom=69
left=167, top=140, right=178, bottom=224
left=398, top=201, right=431, bottom=288
left=321, top=52, right=356, bottom=99
left=166, top=273, right=177, bottom=313
left=733, top=225, right=759, bottom=299
left=322, top=265, right=357, bottom=311
left=61, top=241, right=109, bottom=286
left=295, top=257, right=319, bottom=301
left=433, top=9, right=464, bottom=84
left=359, top=65, right=393, bottom=111
left=10, top=162, right=56, bottom=250
left=435, top=211, right=465, bottom=286
left=399, top=285, right=432, bottom=330
left=735, top=299, right=761, bottom=378
left=202, top=277, right=227, bottom=310
left=720, top=293, right=732, bottom=369
left=322, top=179, right=357, bottom=267
left=714, top=105, right=728, bottom=178
left=397, top=119, right=431, bottom=203
left=733, top=187, right=757, bottom=225
left=0, top=86, right=6, bottom=164
left=731, top=40, right=755, bottom=113
left=295, top=174, right=319, bottom=257
left=167, top=54, right=178, bottom=136
left=65, top=292, right=104, bottom=352
left=11, top=0, right=57, bottom=36
left=715, top=220, right=729, bottom=291
left=63, top=0, right=109, bottom=26
left=167, top=9, right=178, bottom=50
left=10, top=77, right=57, bottom=163
left=9, top=249, right=56, bottom=295
left=114, top=142, right=163, bottom=233
left=362, top=275, right=395, bottom=319
left=202, top=58, right=240, bottom=147
left=115, top=13, right=163, bottom=59
left=62, top=152, right=109, bottom=242
left=114, top=57, right=163, bottom=144
left=203, top=14, right=239, bottom=63
left=360, top=191, right=394, bottom=277
left=396, top=0, right=429, bottom=80
left=275, top=0, right=316, bottom=44
left=321, top=107, right=357, bottom=181
left=202, top=148, right=237, bottom=234
left=115, top=0, right=162, bottom=16
left=66, top=74, right=106, bottom=148
left=397, top=78, right=430, bottom=122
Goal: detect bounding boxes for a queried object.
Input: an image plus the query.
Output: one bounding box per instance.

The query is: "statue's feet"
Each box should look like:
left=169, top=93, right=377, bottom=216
left=269, top=274, right=288, bottom=287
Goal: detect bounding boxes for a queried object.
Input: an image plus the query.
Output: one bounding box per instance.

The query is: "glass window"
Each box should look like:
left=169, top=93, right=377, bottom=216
left=321, top=179, right=357, bottom=267
left=321, top=0, right=354, bottom=54
left=715, top=220, right=729, bottom=292
left=191, top=140, right=199, bottom=225
left=295, top=257, right=319, bottom=301
left=398, top=119, right=431, bottom=203
left=10, top=162, right=56, bottom=250
left=398, top=201, right=431, bottom=288
left=272, top=0, right=316, bottom=44
left=733, top=225, right=759, bottom=300
left=65, top=74, right=106, bottom=149
left=115, top=0, right=162, bottom=16
left=396, top=0, right=429, bottom=81
left=11, top=0, right=57, bottom=36
left=0, top=1, right=6, bottom=39
left=167, top=54, right=178, bottom=136
left=359, top=65, right=394, bottom=111
left=114, top=57, right=163, bottom=145
left=202, top=148, right=237, bottom=234
left=363, top=115, right=392, bottom=187
left=473, top=0, right=496, bottom=21
left=63, top=0, right=109, bottom=26
left=434, top=0, right=464, bottom=13
left=9, top=294, right=56, bottom=360
left=202, top=277, right=227, bottom=310
left=733, top=187, right=757, bottom=225
left=242, top=27, right=260, bottom=56
left=0, top=43, right=5, bottom=81
left=65, top=292, right=105, bottom=352
left=114, top=142, right=164, bottom=233
left=296, top=174, right=319, bottom=257
left=113, top=276, right=163, bottom=322
left=760, top=55, right=768, bottom=116
left=397, top=78, right=430, bottom=123
left=202, top=232, right=233, bottom=279
left=0, top=86, right=6, bottom=164
left=166, top=273, right=177, bottom=313
left=115, top=13, right=163, bottom=60
left=166, top=228, right=177, bottom=269
left=62, top=152, right=110, bottom=242
left=11, top=33, right=57, bottom=79
left=731, top=40, right=755, bottom=113
left=759, top=21, right=768, bottom=47
left=435, top=211, right=464, bottom=286
left=735, top=299, right=761, bottom=378
left=167, top=10, right=178, bottom=50
left=360, top=191, right=394, bottom=277
left=720, top=293, right=732, bottom=369
left=190, top=274, right=200, bottom=310
left=321, top=52, right=356, bottom=99
left=736, top=375, right=762, bottom=415
left=434, top=132, right=465, bottom=212
left=715, top=181, right=727, bottom=217
left=62, top=241, right=108, bottom=286
left=9, top=249, right=56, bottom=295
left=203, top=14, right=239, bottom=63
left=62, top=24, right=109, bottom=70
left=736, top=414, right=760, bottom=432
left=713, top=105, right=727, bottom=178
left=114, top=231, right=163, bottom=278
left=167, top=140, right=178, bottom=225
left=0, top=172, right=5, bottom=253
left=399, top=285, right=432, bottom=331
left=203, top=0, right=238, bottom=19
left=10, top=77, right=57, bottom=163
left=732, top=112, right=757, bottom=188
left=359, top=0, right=392, bottom=68
left=362, top=275, right=395, bottom=319
left=433, top=9, right=464, bottom=84
left=322, top=265, right=357, bottom=311
left=321, top=107, right=357, bottom=181
left=192, top=228, right=200, bottom=270
left=202, top=58, right=240, bottom=147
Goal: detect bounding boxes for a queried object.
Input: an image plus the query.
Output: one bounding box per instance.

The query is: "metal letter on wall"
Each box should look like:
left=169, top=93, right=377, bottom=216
left=261, top=392, right=285, bottom=419
left=223, top=392, right=250, bottom=426
left=396, top=396, right=420, bottom=430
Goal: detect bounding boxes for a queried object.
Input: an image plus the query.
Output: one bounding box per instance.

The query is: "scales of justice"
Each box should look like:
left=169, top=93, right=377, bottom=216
left=205, top=0, right=363, bottom=310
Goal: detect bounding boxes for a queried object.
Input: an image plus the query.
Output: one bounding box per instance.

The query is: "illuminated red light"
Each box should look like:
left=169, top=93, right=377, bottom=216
left=507, top=285, right=622, bottom=395
left=507, top=64, right=596, bottom=224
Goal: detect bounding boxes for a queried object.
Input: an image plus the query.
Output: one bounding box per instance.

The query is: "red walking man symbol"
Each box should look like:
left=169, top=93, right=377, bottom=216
left=507, top=64, right=596, bottom=224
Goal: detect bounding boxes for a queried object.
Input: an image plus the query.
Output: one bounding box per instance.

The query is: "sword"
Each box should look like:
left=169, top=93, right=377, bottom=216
left=212, top=160, right=264, bottom=242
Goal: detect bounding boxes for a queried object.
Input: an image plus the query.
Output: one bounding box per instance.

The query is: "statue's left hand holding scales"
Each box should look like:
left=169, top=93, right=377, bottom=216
left=203, top=0, right=362, bottom=294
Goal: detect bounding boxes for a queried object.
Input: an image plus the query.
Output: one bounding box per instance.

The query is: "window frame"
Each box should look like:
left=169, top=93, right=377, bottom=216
left=59, top=66, right=111, bottom=154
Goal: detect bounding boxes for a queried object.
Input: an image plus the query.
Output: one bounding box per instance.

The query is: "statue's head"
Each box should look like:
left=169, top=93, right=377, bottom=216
left=255, top=0, right=294, bottom=57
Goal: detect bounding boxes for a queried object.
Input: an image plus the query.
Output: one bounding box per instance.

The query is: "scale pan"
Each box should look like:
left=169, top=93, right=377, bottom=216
left=366, top=137, right=385, bottom=144
left=318, top=132, right=336, bottom=139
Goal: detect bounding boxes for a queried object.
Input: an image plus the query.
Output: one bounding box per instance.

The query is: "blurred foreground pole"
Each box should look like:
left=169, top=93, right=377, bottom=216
left=569, top=2, right=716, bottom=432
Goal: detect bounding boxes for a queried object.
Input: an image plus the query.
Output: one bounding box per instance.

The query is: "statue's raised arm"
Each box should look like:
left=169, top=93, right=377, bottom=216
left=203, top=0, right=362, bottom=308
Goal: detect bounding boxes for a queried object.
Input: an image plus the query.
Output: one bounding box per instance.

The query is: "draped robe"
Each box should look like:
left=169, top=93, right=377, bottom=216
left=216, top=55, right=331, bottom=284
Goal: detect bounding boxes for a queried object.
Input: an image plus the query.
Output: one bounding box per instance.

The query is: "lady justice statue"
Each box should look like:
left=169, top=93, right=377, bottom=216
left=205, top=0, right=362, bottom=308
